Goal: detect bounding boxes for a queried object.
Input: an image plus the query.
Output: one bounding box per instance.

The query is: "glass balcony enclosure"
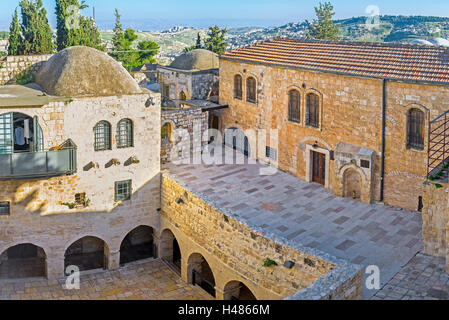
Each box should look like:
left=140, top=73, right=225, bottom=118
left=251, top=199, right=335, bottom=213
left=0, top=112, right=76, bottom=180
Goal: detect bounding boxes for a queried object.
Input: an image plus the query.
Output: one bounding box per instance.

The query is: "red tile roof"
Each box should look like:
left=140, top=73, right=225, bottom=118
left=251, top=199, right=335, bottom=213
left=220, top=38, right=449, bottom=84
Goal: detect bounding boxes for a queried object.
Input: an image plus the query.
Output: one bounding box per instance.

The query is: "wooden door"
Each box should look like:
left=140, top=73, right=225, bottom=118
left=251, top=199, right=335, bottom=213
left=312, top=151, right=325, bottom=185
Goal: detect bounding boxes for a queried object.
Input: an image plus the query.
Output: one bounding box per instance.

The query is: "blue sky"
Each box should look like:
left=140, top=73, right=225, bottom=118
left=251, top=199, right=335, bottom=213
left=1, top=0, right=449, bottom=30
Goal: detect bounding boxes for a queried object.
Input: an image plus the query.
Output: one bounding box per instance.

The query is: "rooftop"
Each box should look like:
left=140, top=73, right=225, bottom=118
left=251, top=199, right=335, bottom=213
left=220, top=38, right=449, bottom=84
left=0, top=84, right=65, bottom=108
left=164, top=148, right=422, bottom=299
left=168, top=49, right=219, bottom=71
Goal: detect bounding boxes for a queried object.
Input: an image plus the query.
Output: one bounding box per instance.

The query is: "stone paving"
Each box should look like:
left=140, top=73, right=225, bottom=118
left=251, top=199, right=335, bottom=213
left=0, top=259, right=212, bottom=300
left=164, top=153, right=423, bottom=299
left=372, top=253, right=449, bottom=300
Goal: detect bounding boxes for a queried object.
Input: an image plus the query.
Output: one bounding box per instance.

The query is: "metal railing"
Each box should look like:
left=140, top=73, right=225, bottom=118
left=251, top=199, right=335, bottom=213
left=0, top=148, right=76, bottom=180
left=428, top=110, right=449, bottom=176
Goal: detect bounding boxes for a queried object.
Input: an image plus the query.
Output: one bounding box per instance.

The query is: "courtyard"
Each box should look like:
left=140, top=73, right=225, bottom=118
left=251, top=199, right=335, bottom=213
left=0, top=259, right=212, bottom=300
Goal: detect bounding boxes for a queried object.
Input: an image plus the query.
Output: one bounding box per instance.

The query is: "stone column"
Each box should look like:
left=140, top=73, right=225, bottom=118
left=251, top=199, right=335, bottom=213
left=106, top=250, right=120, bottom=270
left=46, top=252, right=65, bottom=280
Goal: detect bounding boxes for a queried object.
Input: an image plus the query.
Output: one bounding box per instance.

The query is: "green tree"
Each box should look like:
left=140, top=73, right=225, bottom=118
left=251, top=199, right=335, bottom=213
left=8, top=8, right=22, bottom=56
left=204, top=26, right=227, bottom=54
left=306, top=2, right=340, bottom=40
left=20, top=0, right=53, bottom=54
left=136, top=40, right=159, bottom=65
left=195, top=32, right=202, bottom=48
left=111, top=8, right=124, bottom=60
left=55, top=0, right=103, bottom=51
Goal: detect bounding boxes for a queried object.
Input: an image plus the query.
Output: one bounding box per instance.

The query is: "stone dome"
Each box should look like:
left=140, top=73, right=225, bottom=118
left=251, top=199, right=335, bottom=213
left=169, top=49, right=219, bottom=71
left=34, top=46, right=142, bottom=97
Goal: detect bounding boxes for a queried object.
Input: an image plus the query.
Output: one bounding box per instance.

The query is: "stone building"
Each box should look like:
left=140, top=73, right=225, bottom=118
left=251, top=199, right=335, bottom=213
left=0, top=46, right=161, bottom=280
left=217, top=38, right=449, bottom=211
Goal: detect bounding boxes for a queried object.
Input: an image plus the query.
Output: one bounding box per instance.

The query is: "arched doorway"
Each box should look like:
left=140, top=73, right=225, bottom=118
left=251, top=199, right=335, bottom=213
left=187, top=253, right=216, bottom=297
left=160, top=229, right=181, bottom=272
left=224, top=281, right=257, bottom=300
left=64, top=236, right=107, bottom=272
left=224, top=127, right=250, bottom=157
left=120, top=226, right=154, bottom=265
left=0, top=112, right=43, bottom=154
left=0, top=244, right=46, bottom=279
left=343, top=168, right=362, bottom=200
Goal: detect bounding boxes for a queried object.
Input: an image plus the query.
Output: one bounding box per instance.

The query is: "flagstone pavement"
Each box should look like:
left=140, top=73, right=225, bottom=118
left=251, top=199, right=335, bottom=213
left=164, top=157, right=423, bottom=299
left=0, top=259, right=212, bottom=300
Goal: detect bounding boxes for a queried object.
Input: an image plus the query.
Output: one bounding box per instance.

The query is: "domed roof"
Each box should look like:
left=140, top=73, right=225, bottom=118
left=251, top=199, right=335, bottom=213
left=410, top=39, right=434, bottom=46
left=169, top=49, right=219, bottom=71
left=34, top=46, right=142, bottom=97
left=430, top=38, right=449, bottom=47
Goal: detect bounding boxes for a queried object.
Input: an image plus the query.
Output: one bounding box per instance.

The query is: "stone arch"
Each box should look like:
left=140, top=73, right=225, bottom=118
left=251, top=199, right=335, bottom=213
left=119, top=225, right=154, bottom=265
left=64, top=236, right=108, bottom=272
left=0, top=243, right=47, bottom=279
left=162, top=121, right=175, bottom=144
left=223, top=280, right=257, bottom=300
left=224, top=127, right=251, bottom=157
left=405, top=104, right=428, bottom=151
left=187, top=252, right=216, bottom=297
left=343, top=168, right=362, bottom=199
left=160, top=228, right=182, bottom=271
left=304, top=88, right=323, bottom=128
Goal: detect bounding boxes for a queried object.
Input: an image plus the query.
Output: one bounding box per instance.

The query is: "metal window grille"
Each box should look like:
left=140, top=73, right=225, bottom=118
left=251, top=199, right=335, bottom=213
left=288, top=90, right=300, bottom=123
left=0, top=202, right=10, bottom=216
left=407, top=109, right=424, bottom=150
left=306, top=93, right=319, bottom=128
left=265, top=146, right=277, bottom=161
left=117, top=119, right=133, bottom=148
left=94, top=121, right=111, bottom=151
left=0, top=113, right=13, bottom=154
left=246, top=77, right=257, bottom=103
left=234, top=75, right=242, bottom=100
left=115, top=180, right=131, bottom=202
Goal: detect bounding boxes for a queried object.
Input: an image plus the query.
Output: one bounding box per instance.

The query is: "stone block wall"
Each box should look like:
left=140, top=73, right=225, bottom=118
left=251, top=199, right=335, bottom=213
left=161, top=107, right=208, bottom=164
left=161, top=174, right=363, bottom=300
left=0, top=54, right=52, bottom=85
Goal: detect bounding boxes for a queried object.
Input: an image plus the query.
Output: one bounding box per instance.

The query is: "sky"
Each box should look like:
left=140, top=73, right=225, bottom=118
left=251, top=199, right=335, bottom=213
left=1, top=0, right=449, bottom=31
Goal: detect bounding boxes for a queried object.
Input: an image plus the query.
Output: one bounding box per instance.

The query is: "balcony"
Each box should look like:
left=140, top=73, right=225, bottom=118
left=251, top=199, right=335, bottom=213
left=0, top=148, right=76, bottom=180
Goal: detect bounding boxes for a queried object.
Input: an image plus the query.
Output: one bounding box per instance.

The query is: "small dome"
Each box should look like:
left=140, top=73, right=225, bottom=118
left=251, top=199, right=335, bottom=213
left=169, top=49, right=218, bottom=71
left=430, top=38, right=449, bottom=47
left=34, top=46, right=142, bottom=97
left=410, top=39, right=434, bottom=46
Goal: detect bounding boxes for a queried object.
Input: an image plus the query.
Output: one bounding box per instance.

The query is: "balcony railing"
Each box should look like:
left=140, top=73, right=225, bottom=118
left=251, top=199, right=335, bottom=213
left=0, top=148, right=76, bottom=180
left=428, top=110, right=449, bottom=177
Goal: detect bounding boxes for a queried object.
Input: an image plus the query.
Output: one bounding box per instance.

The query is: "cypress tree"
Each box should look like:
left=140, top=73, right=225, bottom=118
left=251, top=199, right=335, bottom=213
left=8, top=8, right=22, bottom=56
left=111, top=8, right=124, bottom=60
left=20, top=0, right=53, bottom=54
left=195, top=32, right=202, bottom=49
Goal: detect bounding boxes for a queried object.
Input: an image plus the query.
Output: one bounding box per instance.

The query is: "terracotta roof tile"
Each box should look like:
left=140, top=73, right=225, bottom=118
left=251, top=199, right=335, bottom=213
left=220, top=38, right=449, bottom=84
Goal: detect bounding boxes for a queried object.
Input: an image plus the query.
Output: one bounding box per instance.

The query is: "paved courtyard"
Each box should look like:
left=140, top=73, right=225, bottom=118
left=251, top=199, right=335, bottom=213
left=0, top=259, right=212, bottom=300
left=165, top=154, right=423, bottom=299
left=373, top=253, right=449, bottom=300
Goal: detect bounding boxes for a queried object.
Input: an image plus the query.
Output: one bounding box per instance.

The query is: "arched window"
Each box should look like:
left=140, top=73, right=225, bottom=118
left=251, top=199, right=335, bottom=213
left=161, top=122, right=173, bottom=144
left=234, top=75, right=242, bottom=100
left=407, top=108, right=425, bottom=150
left=94, top=121, right=111, bottom=151
left=117, top=119, right=133, bottom=148
left=288, top=89, right=300, bottom=123
left=246, top=77, right=257, bottom=103
left=306, top=93, right=320, bottom=128
left=180, top=91, right=187, bottom=101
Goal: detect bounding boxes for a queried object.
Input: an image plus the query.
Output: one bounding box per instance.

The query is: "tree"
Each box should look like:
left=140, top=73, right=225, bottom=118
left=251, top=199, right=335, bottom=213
left=137, top=40, right=159, bottom=65
left=55, top=0, right=103, bottom=51
left=306, top=2, right=340, bottom=40
left=204, top=26, right=227, bottom=54
left=8, top=8, right=22, bottom=56
left=20, top=0, right=53, bottom=54
left=195, top=32, right=202, bottom=49
left=111, top=8, right=124, bottom=60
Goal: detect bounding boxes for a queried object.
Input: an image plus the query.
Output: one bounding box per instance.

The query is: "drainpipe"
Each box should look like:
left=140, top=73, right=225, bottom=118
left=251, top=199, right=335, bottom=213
left=380, top=79, right=387, bottom=202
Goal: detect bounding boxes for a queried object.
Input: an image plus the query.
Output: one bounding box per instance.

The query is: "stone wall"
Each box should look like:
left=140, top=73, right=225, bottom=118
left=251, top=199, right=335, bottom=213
left=161, top=174, right=363, bottom=300
left=0, top=54, right=52, bottom=85
left=0, top=91, right=161, bottom=278
left=218, top=59, right=449, bottom=211
left=161, top=107, right=208, bottom=164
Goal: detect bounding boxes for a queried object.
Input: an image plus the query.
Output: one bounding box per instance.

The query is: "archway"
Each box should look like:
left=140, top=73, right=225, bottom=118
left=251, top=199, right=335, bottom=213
left=0, top=244, right=46, bottom=279
left=0, top=112, right=43, bottom=154
left=64, top=236, right=107, bottom=272
left=187, top=253, right=216, bottom=297
left=160, top=229, right=181, bottom=272
left=224, top=127, right=251, bottom=157
left=120, top=226, right=154, bottom=265
left=223, top=281, right=257, bottom=300
left=343, top=168, right=362, bottom=200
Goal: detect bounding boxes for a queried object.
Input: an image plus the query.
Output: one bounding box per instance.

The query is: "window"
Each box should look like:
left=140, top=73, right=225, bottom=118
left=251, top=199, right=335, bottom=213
left=117, top=119, right=133, bottom=148
left=161, top=122, right=173, bottom=144
left=360, top=160, right=370, bottom=169
left=288, top=89, right=300, bottom=123
left=180, top=91, right=187, bottom=101
left=115, top=180, right=132, bottom=202
left=94, top=121, right=111, bottom=151
left=306, top=93, right=320, bottom=128
left=0, top=202, right=10, bottom=216
left=163, top=85, right=170, bottom=98
left=265, top=146, right=277, bottom=161
left=407, top=108, right=425, bottom=150
left=246, top=77, right=257, bottom=103
left=234, top=75, right=242, bottom=100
